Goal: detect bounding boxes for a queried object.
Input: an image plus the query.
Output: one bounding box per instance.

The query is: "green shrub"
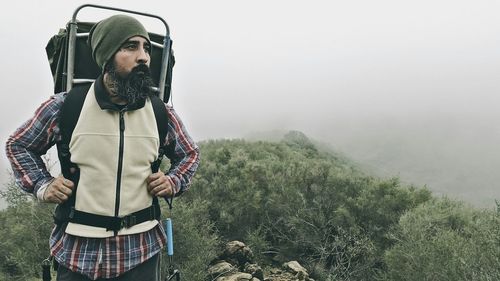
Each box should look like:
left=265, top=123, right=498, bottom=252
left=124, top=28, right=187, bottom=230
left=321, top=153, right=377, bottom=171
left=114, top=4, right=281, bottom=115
left=382, top=198, right=500, bottom=281
left=0, top=181, right=54, bottom=281
left=159, top=197, right=220, bottom=281
left=188, top=136, right=432, bottom=280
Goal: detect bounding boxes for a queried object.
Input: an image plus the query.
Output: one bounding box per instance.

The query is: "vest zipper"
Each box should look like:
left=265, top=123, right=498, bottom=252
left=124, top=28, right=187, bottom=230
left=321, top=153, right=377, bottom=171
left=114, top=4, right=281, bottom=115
left=114, top=110, right=126, bottom=235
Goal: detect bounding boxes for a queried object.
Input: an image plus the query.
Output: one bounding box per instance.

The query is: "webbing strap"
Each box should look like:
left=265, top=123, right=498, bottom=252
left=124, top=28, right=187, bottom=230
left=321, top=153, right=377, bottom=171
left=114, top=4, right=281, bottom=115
left=68, top=204, right=161, bottom=231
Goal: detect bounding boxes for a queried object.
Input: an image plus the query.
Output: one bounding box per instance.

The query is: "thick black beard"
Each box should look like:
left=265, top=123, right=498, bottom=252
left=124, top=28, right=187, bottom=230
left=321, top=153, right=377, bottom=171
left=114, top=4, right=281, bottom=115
left=106, top=63, right=155, bottom=105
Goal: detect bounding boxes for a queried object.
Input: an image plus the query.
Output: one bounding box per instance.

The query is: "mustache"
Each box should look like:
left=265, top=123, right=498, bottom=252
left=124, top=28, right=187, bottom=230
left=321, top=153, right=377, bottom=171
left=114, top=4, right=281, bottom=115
left=129, top=64, right=151, bottom=78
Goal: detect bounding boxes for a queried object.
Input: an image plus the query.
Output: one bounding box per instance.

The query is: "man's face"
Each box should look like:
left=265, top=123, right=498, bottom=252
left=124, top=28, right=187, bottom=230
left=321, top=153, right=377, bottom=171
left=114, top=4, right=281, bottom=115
left=112, top=36, right=151, bottom=78
left=104, top=36, right=155, bottom=104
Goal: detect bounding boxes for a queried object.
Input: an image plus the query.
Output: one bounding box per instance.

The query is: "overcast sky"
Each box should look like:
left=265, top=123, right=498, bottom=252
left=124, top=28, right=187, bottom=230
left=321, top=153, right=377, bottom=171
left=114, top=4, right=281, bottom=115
left=1, top=0, right=499, bottom=206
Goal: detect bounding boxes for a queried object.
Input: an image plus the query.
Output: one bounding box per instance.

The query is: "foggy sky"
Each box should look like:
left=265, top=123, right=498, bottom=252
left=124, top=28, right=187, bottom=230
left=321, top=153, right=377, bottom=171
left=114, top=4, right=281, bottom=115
left=1, top=0, right=499, bottom=207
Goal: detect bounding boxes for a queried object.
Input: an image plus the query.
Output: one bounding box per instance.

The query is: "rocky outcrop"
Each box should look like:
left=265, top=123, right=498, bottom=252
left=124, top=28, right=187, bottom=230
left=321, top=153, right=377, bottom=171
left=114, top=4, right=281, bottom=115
left=208, top=261, right=237, bottom=280
left=207, top=241, right=314, bottom=281
left=222, top=241, right=254, bottom=265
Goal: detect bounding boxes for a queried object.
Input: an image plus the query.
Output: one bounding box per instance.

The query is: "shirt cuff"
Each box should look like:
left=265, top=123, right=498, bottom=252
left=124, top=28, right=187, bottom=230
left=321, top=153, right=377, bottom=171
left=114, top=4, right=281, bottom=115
left=166, top=174, right=181, bottom=195
left=36, top=178, right=55, bottom=202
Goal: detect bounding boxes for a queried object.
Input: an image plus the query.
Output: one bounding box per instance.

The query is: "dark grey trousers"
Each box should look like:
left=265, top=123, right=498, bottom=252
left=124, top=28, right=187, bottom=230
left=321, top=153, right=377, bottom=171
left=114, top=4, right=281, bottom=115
left=56, top=253, right=161, bottom=281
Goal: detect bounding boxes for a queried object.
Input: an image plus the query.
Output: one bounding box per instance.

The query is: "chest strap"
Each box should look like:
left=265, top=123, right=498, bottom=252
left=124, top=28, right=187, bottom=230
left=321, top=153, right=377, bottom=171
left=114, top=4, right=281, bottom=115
left=65, top=204, right=161, bottom=232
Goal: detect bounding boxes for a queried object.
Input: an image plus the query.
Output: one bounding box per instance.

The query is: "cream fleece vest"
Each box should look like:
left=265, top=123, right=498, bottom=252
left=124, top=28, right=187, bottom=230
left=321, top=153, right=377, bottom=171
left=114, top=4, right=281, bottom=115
left=65, top=85, right=160, bottom=238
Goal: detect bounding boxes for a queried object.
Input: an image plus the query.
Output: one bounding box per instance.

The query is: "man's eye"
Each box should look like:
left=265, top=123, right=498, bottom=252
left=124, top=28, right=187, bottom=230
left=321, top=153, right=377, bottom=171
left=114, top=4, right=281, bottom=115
left=145, top=46, right=151, bottom=53
left=122, top=44, right=137, bottom=50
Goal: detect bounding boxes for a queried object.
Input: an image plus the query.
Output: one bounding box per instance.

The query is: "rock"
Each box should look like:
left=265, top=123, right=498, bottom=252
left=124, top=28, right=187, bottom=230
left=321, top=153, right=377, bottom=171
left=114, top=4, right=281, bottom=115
left=283, top=261, right=307, bottom=275
left=244, top=263, right=264, bottom=280
left=264, top=271, right=299, bottom=281
left=216, top=272, right=253, bottom=281
left=270, top=268, right=282, bottom=274
left=221, top=241, right=254, bottom=265
left=209, top=242, right=314, bottom=281
left=208, top=261, right=236, bottom=279
left=283, top=261, right=310, bottom=281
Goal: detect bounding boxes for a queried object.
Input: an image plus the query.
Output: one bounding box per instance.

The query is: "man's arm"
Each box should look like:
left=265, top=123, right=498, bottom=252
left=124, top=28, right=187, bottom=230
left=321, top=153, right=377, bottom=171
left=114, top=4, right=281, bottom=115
left=5, top=94, right=65, bottom=195
left=162, top=105, right=200, bottom=195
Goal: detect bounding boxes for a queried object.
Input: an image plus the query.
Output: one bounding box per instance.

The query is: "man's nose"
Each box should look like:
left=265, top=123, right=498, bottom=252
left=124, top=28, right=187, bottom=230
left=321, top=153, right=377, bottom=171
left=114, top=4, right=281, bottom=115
left=137, top=47, right=149, bottom=64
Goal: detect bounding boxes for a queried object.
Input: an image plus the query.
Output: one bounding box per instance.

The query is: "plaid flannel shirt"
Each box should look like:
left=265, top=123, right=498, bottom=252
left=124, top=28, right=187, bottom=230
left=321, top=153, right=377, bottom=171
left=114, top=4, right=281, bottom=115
left=5, top=92, right=199, bottom=279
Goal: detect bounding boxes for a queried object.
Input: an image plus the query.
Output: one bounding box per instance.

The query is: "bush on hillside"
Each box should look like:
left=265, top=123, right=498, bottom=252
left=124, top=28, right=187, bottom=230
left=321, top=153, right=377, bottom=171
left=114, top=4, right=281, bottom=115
left=381, top=198, right=500, bottom=281
left=0, top=181, right=54, bottom=281
left=188, top=134, right=432, bottom=280
left=159, top=197, right=219, bottom=281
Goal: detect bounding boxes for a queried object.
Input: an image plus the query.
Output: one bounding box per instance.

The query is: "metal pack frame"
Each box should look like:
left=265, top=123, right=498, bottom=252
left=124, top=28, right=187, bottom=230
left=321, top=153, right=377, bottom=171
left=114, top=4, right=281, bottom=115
left=66, top=4, right=172, bottom=101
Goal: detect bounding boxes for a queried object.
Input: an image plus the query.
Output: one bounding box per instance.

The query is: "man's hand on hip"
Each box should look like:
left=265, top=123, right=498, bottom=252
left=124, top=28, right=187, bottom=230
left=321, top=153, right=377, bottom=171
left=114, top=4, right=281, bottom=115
left=147, top=172, right=174, bottom=197
left=44, top=176, right=74, bottom=204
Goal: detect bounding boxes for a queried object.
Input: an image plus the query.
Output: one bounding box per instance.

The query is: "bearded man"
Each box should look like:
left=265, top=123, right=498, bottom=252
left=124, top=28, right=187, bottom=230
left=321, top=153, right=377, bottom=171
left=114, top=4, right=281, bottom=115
left=5, top=14, right=199, bottom=281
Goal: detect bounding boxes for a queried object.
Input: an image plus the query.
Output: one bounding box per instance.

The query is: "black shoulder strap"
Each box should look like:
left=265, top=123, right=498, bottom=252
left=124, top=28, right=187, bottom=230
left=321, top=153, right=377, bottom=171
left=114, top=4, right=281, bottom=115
left=54, top=83, right=91, bottom=224
left=57, top=83, right=91, bottom=181
left=150, top=95, right=175, bottom=206
left=150, top=95, right=169, bottom=173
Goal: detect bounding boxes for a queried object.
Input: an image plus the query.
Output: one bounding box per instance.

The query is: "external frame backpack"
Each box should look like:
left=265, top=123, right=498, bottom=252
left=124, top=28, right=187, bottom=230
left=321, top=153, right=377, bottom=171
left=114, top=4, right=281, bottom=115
left=46, top=13, right=176, bottom=231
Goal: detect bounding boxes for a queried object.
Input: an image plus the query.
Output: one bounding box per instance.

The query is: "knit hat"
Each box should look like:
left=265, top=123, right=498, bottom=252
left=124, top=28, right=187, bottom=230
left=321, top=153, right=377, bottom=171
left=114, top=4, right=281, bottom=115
left=88, top=14, right=150, bottom=69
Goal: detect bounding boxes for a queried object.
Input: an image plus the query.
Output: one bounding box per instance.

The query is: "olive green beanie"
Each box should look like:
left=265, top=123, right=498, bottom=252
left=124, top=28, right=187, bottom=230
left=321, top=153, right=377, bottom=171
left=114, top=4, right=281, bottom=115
left=88, top=14, right=150, bottom=69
